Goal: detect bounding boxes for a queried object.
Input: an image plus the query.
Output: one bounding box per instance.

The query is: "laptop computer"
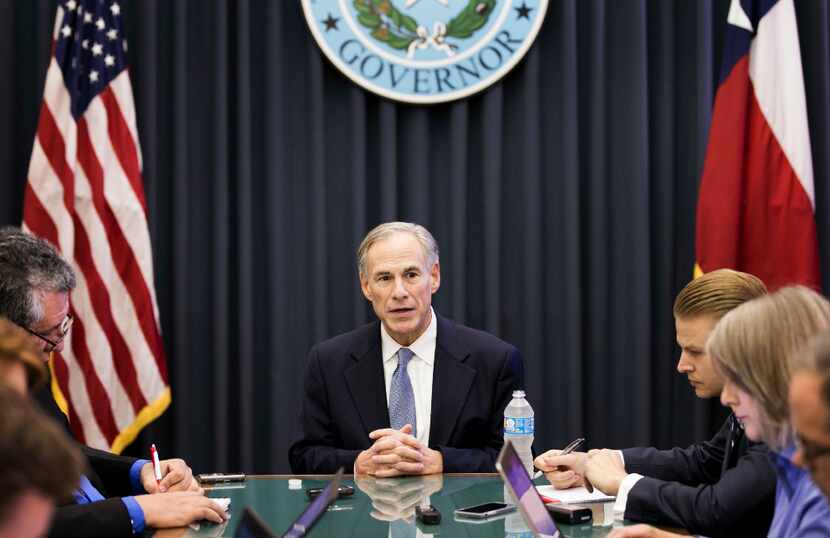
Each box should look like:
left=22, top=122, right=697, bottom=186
left=496, top=441, right=561, bottom=538
left=282, top=468, right=344, bottom=537
left=233, top=468, right=344, bottom=538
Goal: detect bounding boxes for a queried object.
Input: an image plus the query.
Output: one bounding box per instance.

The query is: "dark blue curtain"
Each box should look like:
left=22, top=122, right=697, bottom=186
left=2, top=0, right=829, bottom=474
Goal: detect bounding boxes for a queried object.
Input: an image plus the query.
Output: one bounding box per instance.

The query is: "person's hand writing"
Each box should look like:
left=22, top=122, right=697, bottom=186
left=582, top=449, right=626, bottom=496
left=135, top=491, right=228, bottom=528
left=534, top=449, right=587, bottom=489
left=607, top=524, right=685, bottom=538
left=141, top=458, right=201, bottom=494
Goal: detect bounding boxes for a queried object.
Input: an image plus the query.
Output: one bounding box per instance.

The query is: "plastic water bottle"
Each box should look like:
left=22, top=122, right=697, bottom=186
left=504, top=390, right=535, bottom=476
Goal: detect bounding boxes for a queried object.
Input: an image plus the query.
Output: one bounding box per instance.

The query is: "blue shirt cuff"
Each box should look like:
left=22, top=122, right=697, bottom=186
left=121, top=496, right=145, bottom=534
left=130, top=459, right=151, bottom=493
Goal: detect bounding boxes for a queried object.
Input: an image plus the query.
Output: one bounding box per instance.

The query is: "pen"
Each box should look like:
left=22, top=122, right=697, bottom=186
left=532, top=437, right=586, bottom=479
left=557, top=437, right=594, bottom=493
left=150, top=443, right=163, bottom=486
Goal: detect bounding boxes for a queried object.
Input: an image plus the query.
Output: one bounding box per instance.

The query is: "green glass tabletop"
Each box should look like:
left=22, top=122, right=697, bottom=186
left=165, top=474, right=640, bottom=537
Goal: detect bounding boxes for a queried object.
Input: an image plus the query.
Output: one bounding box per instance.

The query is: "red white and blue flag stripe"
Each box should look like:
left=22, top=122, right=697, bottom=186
left=695, top=0, right=820, bottom=291
left=23, top=0, right=169, bottom=453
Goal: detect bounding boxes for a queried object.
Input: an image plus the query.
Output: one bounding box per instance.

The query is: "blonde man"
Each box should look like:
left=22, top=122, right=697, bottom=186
left=536, top=270, right=775, bottom=537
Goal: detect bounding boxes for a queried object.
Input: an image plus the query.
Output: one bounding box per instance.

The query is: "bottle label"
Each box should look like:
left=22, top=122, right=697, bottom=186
left=504, top=416, right=534, bottom=435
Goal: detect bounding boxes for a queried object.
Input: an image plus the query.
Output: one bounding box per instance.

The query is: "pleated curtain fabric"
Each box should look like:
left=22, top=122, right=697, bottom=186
left=2, top=1, right=830, bottom=473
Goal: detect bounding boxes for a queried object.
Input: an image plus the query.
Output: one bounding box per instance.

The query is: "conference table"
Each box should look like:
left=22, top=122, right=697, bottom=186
left=150, top=474, right=685, bottom=537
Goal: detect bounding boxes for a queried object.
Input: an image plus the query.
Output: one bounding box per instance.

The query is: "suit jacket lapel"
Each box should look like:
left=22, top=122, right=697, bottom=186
left=723, top=414, right=739, bottom=476
left=344, top=324, right=390, bottom=436
left=429, top=315, right=476, bottom=447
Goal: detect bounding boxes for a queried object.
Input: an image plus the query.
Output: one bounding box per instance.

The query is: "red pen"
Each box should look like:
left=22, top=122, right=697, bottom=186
left=150, top=444, right=163, bottom=486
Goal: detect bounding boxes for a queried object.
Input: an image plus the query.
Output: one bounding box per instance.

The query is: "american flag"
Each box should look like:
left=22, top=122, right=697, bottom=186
left=23, top=0, right=169, bottom=453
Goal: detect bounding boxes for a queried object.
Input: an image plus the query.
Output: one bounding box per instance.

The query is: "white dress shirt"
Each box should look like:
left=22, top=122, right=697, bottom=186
left=613, top=450, right=643, bottom=518
left=380, top=308, right=437, bottom=446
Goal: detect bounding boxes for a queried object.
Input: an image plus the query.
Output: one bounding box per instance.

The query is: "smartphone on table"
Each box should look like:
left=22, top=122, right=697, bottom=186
left=306, top=484, right=355, bottom=500
left=454, top=501, right=516, bottom=519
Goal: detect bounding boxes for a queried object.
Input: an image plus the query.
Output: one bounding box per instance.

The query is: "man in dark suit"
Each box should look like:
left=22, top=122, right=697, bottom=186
left=535, top=269, right=777, bottom=537
left=289, top=222, right=523, bottom=476
left=0, top=227, right=227, bottom=537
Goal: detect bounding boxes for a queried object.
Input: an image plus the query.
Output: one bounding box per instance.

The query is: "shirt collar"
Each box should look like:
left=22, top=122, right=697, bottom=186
left=770, top=440, right=804, bottom=497
left=381, top=307, right=437, bottom=366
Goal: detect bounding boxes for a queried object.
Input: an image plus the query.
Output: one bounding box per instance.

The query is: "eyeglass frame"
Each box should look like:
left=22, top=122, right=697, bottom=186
left=795, top=432, right=830, bottom=465
left=21, top=313, right=74, bottom=353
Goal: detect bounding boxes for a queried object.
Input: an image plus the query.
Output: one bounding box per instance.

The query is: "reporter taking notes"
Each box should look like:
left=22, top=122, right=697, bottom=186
left=0, top=228, right=228, bottom=537
left=288, top=222, right=524, bottom=475
left=535, top=270, right=775, bottom=537
left=608, top=286, right=830, bottom=538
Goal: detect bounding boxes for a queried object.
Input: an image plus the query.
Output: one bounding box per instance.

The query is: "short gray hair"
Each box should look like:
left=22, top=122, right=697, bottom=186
left=0, top=227, right=76, bottom=328
left=357, top=222, right=439, bottom=278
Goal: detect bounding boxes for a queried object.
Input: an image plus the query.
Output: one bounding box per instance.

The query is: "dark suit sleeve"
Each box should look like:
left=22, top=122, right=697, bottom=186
left=82, top=446, right=141, bottom=497
left=434, top=347, right=523, bottom=473
left=288, top=348, right=362, bottom=474
left=32, top=382, right=142, bottom=496
left=623, top=443, right=777, bottom=537
left=46, top=499, right=134, bottom=538
left=621, top=421, right=728, bottom=485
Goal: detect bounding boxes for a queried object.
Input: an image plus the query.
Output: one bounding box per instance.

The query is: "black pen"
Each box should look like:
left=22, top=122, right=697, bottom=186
left=560, top=437, right=595, bottom=492
left=532, top=437, right=585, bottom=479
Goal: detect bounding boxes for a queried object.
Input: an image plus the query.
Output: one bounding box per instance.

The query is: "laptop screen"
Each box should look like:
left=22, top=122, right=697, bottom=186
left=282, top=469, right=344, bottom=538
left=496, top=441, right=560, bottom=538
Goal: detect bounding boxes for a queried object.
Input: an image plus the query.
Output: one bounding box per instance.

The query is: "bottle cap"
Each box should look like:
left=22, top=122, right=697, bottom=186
left=512, top=390, right=526, bottom=398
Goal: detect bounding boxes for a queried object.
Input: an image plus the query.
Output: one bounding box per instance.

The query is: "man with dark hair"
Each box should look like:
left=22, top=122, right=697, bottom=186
left=0, top=227, right=227, bottom=537
left=0, top=228, right=76, bottom=349
left=289, top=222, right=523, bottom=475
left=535, top=269, right=777, bottom=537
left=0, top=385, right=82, bottom=538
left=791, top=330, right=830, bottom=500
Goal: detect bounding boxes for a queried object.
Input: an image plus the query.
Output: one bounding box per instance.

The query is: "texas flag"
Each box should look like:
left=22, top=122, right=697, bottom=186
left=695, top=0, right=820, bottom=291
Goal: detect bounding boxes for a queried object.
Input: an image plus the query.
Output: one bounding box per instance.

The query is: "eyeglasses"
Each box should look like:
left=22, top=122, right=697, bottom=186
left=22, top=313, right=74, bottom=353
left=795, top=433, right=830, bottom=465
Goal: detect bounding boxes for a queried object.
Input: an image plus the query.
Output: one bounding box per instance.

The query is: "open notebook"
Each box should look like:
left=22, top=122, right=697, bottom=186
left=536, top=485, right=614, bottom=504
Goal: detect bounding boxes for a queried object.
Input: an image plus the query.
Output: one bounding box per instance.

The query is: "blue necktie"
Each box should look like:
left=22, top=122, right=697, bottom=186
left=389, top=348, right=417, bottom=437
